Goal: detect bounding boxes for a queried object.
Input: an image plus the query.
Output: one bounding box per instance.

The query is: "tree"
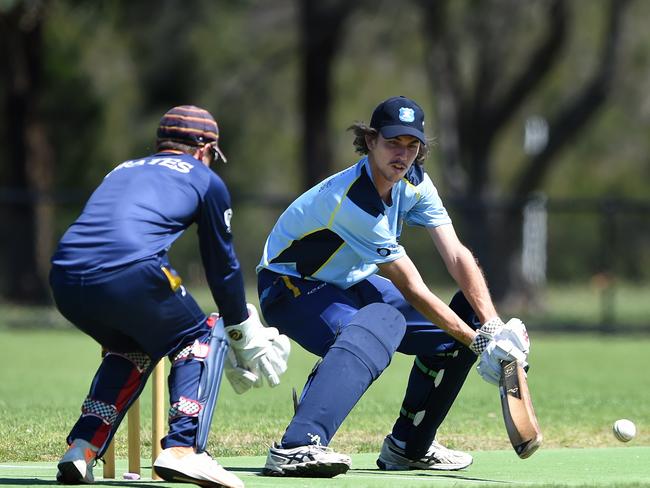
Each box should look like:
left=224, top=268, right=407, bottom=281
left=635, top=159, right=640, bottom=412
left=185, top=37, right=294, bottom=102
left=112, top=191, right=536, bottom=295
left=0, top=0, right=53, bottom=303
left=299, top=0, right=356, bottom=188
left=418, top=0, right=630, bottom=303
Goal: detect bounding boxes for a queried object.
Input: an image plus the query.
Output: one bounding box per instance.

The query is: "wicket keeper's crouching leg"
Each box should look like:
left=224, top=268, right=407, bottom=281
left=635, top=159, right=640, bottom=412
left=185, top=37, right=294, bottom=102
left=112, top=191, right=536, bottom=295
left=50, top=258, right=242, bottom=488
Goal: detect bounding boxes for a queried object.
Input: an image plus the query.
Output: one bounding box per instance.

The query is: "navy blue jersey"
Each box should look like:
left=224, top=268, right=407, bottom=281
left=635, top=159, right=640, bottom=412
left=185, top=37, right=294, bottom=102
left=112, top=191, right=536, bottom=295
left=52, top=151, right=247, bottom=324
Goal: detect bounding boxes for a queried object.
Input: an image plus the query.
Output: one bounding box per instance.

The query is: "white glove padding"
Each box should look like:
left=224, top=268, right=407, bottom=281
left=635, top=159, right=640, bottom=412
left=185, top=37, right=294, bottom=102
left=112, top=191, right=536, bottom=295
left=224, top=349, right=259, bottom=394
left=224, top=304, right=290, bottom=388
left=476, top=336, right=528, bottom=385
left=495, top=318, right=530, bottom=356
left=468, top=317, right=505, bottom=355
left=475, top=317, right=529, bottom=386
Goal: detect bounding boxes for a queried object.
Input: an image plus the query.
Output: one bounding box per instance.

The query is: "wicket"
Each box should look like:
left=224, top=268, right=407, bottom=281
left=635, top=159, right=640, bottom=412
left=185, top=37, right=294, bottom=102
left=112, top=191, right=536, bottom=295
left=102, top=360, right=166, bottom=480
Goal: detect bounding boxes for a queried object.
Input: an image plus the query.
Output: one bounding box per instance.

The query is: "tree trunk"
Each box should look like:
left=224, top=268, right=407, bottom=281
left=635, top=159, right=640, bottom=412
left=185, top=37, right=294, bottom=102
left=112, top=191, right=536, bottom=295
left=299, top=0, right=355, bottom=189
left=0, top=2, right=54, bottom=304
left=420, top=0, right=629, bottom=305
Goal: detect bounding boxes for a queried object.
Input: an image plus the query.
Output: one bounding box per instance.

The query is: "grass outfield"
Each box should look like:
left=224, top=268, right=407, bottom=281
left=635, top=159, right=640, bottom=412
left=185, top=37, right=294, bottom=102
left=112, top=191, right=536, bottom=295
left=3, top=282, right=650, bottom=332
left=2, top=448, right=650, bottom=487
left=1, top=327, right=649, bottom=459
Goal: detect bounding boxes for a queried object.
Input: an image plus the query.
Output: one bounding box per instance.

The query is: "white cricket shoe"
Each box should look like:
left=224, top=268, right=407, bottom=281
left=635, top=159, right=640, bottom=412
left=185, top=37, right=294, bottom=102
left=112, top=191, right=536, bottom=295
left=56, top=438, right=98, bottom=484
left=153, top=447, right=244, bottom=488
left=376, top=435, right=473, bottom=471
left=263, top=443, right=351, bottom=477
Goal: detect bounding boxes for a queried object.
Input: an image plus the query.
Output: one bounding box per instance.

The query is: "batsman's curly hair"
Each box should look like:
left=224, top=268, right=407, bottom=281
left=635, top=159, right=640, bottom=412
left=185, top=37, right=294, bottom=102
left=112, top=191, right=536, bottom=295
left=347, top=122, right=432, bottom=164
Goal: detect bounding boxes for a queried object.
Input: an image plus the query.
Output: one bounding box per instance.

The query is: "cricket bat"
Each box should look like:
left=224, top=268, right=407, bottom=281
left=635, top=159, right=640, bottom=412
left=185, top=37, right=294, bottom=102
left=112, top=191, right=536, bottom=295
left=499, top=359, right=543, bottom=459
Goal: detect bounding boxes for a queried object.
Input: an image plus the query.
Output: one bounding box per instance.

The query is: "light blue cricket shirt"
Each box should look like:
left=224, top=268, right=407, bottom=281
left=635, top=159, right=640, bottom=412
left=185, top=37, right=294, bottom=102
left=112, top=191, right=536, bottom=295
left=258, top=157, right=452, bottom=289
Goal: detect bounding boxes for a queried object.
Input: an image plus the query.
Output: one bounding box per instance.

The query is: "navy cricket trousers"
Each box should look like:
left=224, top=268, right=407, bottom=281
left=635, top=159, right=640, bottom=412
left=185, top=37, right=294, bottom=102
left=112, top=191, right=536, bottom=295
left=257, top=268, right=479, bottom=448
left=50, top=255, right=211, bottom=454
left=258, top=268, right=465, bottom=358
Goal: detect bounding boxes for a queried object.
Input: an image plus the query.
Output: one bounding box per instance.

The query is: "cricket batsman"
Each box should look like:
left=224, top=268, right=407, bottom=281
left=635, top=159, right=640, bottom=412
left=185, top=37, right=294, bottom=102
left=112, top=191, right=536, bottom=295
left=256, top=96, right=530, bottom=477
left=50, top=105, right=289, bottom=488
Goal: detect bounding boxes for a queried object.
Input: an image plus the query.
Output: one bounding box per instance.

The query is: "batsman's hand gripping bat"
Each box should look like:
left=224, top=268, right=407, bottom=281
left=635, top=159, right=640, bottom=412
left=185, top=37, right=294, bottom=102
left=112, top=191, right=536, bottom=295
left=499, top=359, right=542, bottom=459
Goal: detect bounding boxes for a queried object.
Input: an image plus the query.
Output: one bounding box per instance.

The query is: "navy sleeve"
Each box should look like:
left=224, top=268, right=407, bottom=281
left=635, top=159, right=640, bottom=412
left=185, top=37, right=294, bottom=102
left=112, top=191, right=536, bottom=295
left=196, top=172, right=248, bottom=325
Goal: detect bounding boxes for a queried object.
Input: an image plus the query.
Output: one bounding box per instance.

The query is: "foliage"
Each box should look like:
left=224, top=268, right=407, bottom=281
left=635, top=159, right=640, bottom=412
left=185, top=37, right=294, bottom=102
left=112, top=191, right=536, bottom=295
left=3, top=0, right=646, bottom=197
left=1, top=0, right=649, bottom=303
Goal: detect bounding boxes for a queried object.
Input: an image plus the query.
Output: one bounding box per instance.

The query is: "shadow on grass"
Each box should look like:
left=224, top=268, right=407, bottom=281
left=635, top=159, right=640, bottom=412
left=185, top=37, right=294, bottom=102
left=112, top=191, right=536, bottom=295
left=0, top=480, right=53, bottom=486
left=351, top=468, right=511, bottom=484
left=227, top=466, right=264, bottom=474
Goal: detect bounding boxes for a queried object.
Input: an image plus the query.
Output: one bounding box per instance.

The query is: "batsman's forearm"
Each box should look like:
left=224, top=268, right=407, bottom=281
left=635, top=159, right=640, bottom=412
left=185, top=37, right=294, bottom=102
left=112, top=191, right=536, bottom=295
left=401, top=284, right=477, bottom=346
left=446, top=247, right=498, bottom=324
left=379, top=255, right=477, bottom=346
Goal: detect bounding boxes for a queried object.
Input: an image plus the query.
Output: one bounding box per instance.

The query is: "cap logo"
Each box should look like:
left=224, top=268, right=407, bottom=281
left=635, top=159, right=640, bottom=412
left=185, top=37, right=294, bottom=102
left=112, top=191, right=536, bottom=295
left=399, top=107, right=415, bottom=123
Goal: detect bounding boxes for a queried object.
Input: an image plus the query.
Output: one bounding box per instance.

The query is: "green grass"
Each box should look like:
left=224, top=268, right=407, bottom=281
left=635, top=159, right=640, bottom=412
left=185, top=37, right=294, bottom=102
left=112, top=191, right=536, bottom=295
left=524, top=282, right=650, bottom=330
left=1, top=286, right=649, bottom=486
left=1, top=328, right=648, bottom=465
left=2, top=281, right=648, bottom=331
left=3, top=448, right=650, bottom=487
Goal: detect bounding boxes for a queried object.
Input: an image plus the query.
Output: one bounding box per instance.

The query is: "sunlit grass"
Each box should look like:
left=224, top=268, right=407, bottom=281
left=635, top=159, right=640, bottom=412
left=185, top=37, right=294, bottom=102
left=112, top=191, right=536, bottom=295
left=1, top=328, right=648, bottom=463
left=2, top=282, right=648, bottom=331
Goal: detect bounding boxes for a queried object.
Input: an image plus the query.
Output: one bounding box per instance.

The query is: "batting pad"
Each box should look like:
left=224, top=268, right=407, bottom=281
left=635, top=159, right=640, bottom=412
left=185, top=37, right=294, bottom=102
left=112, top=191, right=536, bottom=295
left=281, top=304, right=406, bottom=448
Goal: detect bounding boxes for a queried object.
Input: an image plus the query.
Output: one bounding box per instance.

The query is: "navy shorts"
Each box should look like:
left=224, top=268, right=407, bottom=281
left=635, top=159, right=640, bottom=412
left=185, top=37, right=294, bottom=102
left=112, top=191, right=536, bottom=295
left=50, top=256, right=208, bottom=360
left=258, top=269, right=463, bottom=358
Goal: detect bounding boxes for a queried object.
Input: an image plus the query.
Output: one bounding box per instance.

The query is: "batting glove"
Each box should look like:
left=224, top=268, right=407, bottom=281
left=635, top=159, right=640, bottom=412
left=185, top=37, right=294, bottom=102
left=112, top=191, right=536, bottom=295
left=469, top=317, right=505, bottom=355
left=472, top=317, right=530, bottom=385
left=495, top=318, right=530, bottom=356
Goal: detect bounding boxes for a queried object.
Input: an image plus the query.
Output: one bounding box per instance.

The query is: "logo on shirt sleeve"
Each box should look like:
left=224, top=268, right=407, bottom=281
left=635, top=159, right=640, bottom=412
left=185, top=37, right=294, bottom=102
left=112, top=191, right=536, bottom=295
left=223, top=209, right=233, bottom=233
left=377, top=247, right=391, bottom=257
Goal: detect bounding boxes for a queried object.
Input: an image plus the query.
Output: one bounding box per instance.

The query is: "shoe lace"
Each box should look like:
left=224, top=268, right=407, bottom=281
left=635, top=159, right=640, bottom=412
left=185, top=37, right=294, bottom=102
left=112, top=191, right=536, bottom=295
left=198, top=450, right=223, bottom=466
left=430, top=440, right=445, bottom=451
left=428, top=440, right=467, bottom=461
left=309, top=444, right=334, bottom=453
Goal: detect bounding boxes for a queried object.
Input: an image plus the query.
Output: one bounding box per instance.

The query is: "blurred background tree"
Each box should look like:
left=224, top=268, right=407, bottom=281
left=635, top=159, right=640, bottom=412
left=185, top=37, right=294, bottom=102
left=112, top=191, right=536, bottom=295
left=1, top=0, right=53, bottom=303
left=418, top=0, right=630, bottom=303
left=1, top=0, right=648, bottom=329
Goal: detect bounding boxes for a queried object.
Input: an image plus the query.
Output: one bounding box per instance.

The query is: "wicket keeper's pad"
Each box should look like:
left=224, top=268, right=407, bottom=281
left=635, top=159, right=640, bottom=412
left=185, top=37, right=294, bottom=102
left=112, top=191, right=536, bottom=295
left=195, top=317, right=229, bottom=452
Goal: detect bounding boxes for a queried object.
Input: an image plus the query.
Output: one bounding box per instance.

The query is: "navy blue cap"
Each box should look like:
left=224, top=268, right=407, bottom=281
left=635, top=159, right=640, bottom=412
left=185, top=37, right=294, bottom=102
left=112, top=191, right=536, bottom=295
left=370, top=96, right=426, bottom=143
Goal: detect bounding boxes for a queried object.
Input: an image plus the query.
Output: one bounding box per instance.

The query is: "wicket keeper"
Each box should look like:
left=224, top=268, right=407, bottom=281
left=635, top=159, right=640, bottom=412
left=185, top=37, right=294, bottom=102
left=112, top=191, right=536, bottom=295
left=50, top=105, right=289, bottom=488
left=257, top=96, right=530, bottom=477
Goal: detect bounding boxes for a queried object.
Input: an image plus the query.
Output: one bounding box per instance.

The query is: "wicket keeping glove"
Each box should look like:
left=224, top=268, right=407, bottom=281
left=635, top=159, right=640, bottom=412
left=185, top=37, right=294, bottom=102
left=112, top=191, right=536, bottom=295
left=224, top=349, right=259, bottom=394
left=470, top=318, right=530, bottom=385
left=223, top=304, right=290, bottom=392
